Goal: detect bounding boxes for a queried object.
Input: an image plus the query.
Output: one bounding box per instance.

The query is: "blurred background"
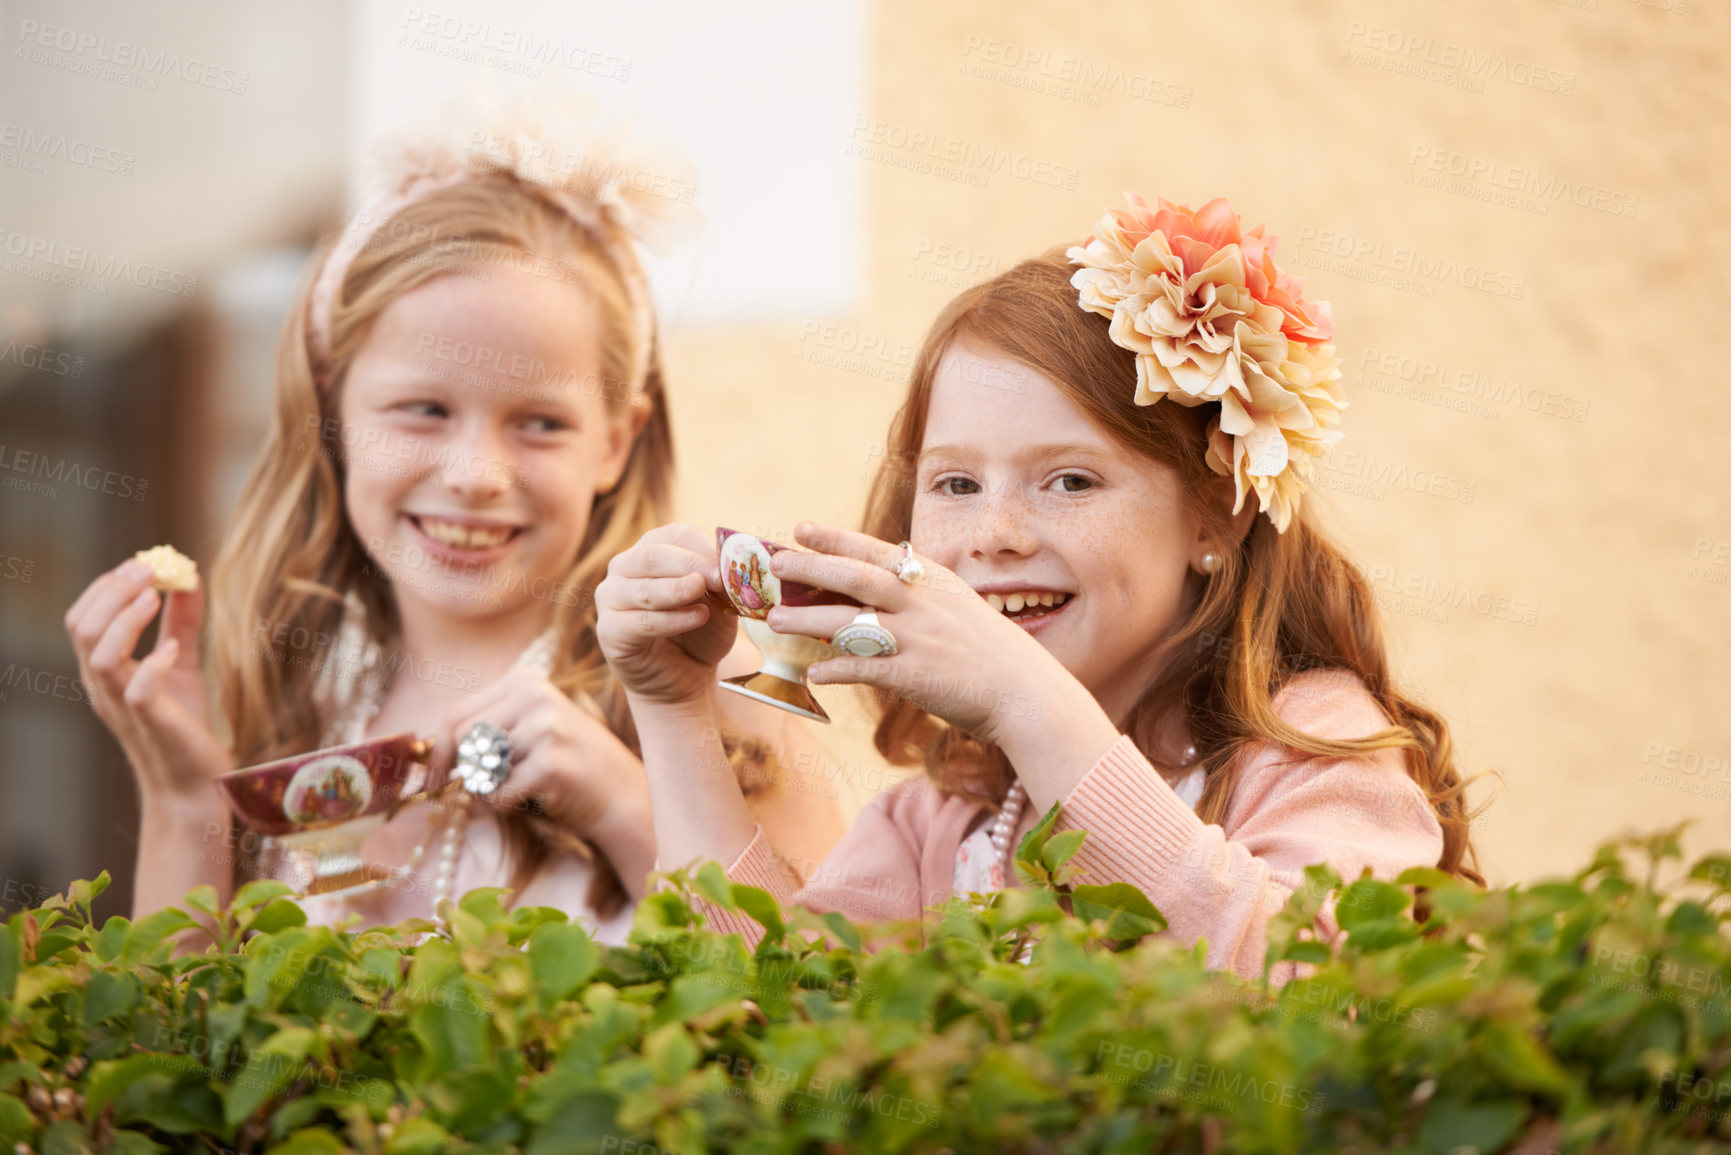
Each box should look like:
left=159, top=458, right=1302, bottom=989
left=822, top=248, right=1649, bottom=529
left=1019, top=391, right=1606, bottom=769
left=1, top=0, right=1725, bottom=920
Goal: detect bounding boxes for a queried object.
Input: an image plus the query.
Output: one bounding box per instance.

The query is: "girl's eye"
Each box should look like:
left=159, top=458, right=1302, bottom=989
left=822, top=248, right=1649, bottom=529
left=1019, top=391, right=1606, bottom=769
left=1053, top=474, right=1094, bottom=493
left=402, top=401, right=448, bottom=419
left=523, top=416, right=567, bottom=434
left=938, top=476, right=980, bottom=496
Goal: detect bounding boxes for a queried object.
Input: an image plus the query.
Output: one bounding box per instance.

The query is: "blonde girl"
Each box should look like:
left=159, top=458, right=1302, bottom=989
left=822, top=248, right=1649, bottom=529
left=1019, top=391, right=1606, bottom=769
left=63, top=89, right=842, bottom=940
left=597, top=193, right=1480, bottom=978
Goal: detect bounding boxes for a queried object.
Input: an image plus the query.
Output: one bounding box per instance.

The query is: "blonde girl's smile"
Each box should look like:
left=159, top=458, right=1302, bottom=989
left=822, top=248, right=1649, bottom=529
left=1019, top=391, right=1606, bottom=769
left=340, top=266, right=643, bottom=615
left=405, top=512, right=528, bottom=560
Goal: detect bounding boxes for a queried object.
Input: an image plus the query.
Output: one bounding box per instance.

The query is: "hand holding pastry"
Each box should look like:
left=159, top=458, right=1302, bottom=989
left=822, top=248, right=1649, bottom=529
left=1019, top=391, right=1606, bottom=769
left=64, top=549, right=232, bottom=801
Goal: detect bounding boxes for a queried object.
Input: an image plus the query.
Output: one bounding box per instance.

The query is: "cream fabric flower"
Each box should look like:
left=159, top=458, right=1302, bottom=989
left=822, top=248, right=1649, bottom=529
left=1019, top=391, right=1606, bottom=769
left=1069, top=194, right=1345, bottom=533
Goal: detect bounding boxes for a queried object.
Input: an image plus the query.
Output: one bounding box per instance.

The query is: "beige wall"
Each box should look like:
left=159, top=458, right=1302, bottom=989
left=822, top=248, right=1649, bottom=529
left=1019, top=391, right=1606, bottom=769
left=664, top=0, right=1731, bottom=886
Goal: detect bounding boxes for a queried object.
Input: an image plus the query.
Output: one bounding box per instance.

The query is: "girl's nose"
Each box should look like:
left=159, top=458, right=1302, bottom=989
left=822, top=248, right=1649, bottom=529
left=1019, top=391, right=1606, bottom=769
left=438, top=422, right=516, bottom=501
left=968, top=488, right=1040, bottom=560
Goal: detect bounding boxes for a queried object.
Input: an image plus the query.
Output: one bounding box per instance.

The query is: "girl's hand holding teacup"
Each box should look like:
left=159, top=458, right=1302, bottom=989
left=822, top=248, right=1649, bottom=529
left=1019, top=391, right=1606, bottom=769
left=594, top=522, right=738, bottom=709
left=762, top=522, right=1099, bottom=752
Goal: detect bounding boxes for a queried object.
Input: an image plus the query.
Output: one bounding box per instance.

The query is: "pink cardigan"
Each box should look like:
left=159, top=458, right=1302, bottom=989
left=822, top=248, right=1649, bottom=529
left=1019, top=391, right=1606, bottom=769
left=700, top=668, right=1446, bottom=982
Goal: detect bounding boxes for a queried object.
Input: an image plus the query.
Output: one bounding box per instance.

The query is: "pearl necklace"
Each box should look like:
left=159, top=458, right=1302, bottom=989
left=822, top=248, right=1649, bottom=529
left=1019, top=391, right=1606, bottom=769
left=989, top=743, right=1198, bottom=874
left=317, top=623, right=558, bottom=914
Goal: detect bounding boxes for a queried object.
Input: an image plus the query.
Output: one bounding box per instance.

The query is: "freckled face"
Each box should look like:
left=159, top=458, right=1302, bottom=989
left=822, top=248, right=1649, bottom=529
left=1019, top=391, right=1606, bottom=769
left=336, top=268, right=639, bottom=623
left=910, top=341, right=1206, bottom=719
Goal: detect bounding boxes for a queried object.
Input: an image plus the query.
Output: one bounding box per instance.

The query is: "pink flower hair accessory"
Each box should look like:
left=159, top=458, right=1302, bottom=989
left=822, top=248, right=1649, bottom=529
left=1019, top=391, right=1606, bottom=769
left=1067, top=193, right=1347, bottom=534
left=306, top=80, right=700, bottom=391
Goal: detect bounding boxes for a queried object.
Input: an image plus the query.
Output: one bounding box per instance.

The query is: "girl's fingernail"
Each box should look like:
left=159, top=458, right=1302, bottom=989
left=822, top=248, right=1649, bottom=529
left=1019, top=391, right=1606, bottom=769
left=121, top=560, right=151, bottom=579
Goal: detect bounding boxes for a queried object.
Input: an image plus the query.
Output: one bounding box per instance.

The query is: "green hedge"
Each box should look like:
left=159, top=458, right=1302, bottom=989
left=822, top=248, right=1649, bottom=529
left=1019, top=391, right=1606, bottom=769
left=2, top=812, right=1729, bottom=1154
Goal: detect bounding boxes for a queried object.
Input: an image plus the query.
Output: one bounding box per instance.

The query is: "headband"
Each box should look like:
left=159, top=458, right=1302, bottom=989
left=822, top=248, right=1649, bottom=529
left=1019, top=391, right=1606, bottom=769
left=1067, top=194, right=1346, bottom=534
left=306, top=81, right=699, bottom=394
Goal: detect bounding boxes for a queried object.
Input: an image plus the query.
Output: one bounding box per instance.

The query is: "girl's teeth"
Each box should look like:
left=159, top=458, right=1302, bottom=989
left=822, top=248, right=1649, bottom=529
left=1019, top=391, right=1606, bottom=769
left=982, top=591, right=1071, bottom=616
left=421, top=519, right=512, bottom=548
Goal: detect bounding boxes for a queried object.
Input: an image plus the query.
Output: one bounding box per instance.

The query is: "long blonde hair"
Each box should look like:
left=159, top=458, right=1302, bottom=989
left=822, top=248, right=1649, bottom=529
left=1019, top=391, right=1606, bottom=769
left=862, top=252, right=1489, bottom=886
left=207, top=178, right=675, bottom=913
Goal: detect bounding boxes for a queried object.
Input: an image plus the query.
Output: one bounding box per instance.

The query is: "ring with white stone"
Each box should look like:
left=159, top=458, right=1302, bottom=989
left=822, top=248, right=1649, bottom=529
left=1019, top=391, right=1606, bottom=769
left=892, top=541, right=926, bottom=586
left=453, top=721, right=514, bottom=796
left=830, top=609, right=899, bottom=657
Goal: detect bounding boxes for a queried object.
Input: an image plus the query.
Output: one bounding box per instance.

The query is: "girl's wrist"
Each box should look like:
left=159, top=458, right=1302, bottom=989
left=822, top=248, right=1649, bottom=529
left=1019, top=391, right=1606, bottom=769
left=623, top=685, right=722, bottom=732
left=139, top=783, right=229, bottom=828
left=139, top=788, right=233, bottom=861
left=585, top=781, right=655, bottom=898
left=993, top=677, right=1122, bottom=811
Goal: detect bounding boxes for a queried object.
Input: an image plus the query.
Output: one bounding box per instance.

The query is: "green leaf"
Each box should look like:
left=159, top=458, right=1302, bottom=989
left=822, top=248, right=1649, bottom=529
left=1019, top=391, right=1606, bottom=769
left=1665, top=900, right=1719, bottom=936
left=385, top=1116, right=454, bottom=1155
left=409, top=983, right=490, bottom=1076
left=31, top=932, right=80, bottom=963
left=112, top=1073, right=223, bottom=1135
left=1415, top=1096, right=1529, bottom=1153
left=1070, top=882, right=1167, bottom=942
left=1480, top=1021, right=1571, bottom=1095
left=458, top=887, right=512, bottom=930
left=93, top=916, right=130, bottom=962
left=642, top=1022, right=700, bottom=1084
left=1688, top=854, right=1731, bottom=893
left=1015, top=800, right=1063, bottom=870
left=732, top=885, right=785, bottom=943
left=1394, top=865, right=1456, bottom=889
left=223, top=1024, right=315, bottom=1126
left=1041, top=829, right=1087, bottom=873
left=246, top=898, right=308, bottom=937
left=522, top=1089, right=621, bottom=1155
left=323, top=998, right=378, bottom=1039
left=82, top=969, right=140, bottom=1025
left=266, top=1126, right=349, bottom=1154
left=13, top=966, right=71, bottom=1007
left=231, top=878, right=296, bottom=914
left=1011, top=858, right=1052, bottom=889
left=0, top=1094, right=33, bottom=1145
left=121, top=908, right=198, bottom=963
left=692, top=862, right=736, bottom=911
left=528, top=922, right=598, bottom=1004
left=0, top=925, right=17, bottom=1003
left=445, top=904, right=488, bottom=947
left=1272, top=940, right=1334, bottom=966
left=653, top=974, right=739, bottom=1027
left=182, top=885, right=220, bottom=917
left=85, top=1054, right=168, bottom=1118
left=69, top=873, right=110, bottom=916
left=108, top=1130, right=167, bottom=1155
left=1335, top=878, right=1411, bottom=929
left=38, top=1119, right=88, bottom=1155
left=818, top=911, right=862, bottom=954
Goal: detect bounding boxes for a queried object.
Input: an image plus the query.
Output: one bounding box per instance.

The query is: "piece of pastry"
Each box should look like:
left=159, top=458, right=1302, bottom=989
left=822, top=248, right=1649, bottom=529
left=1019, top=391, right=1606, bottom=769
left=132, top=544, right=198, bottom=592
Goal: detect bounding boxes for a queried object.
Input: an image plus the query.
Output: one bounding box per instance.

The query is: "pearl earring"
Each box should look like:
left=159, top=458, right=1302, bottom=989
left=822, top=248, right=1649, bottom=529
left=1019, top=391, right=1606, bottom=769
left=1200, top=552, right=1219, bottom=574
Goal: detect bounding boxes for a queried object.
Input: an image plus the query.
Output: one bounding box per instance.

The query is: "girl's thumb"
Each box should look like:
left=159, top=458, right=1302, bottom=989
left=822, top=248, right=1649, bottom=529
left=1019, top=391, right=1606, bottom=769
left=125, top=637, right=178, bottom=710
